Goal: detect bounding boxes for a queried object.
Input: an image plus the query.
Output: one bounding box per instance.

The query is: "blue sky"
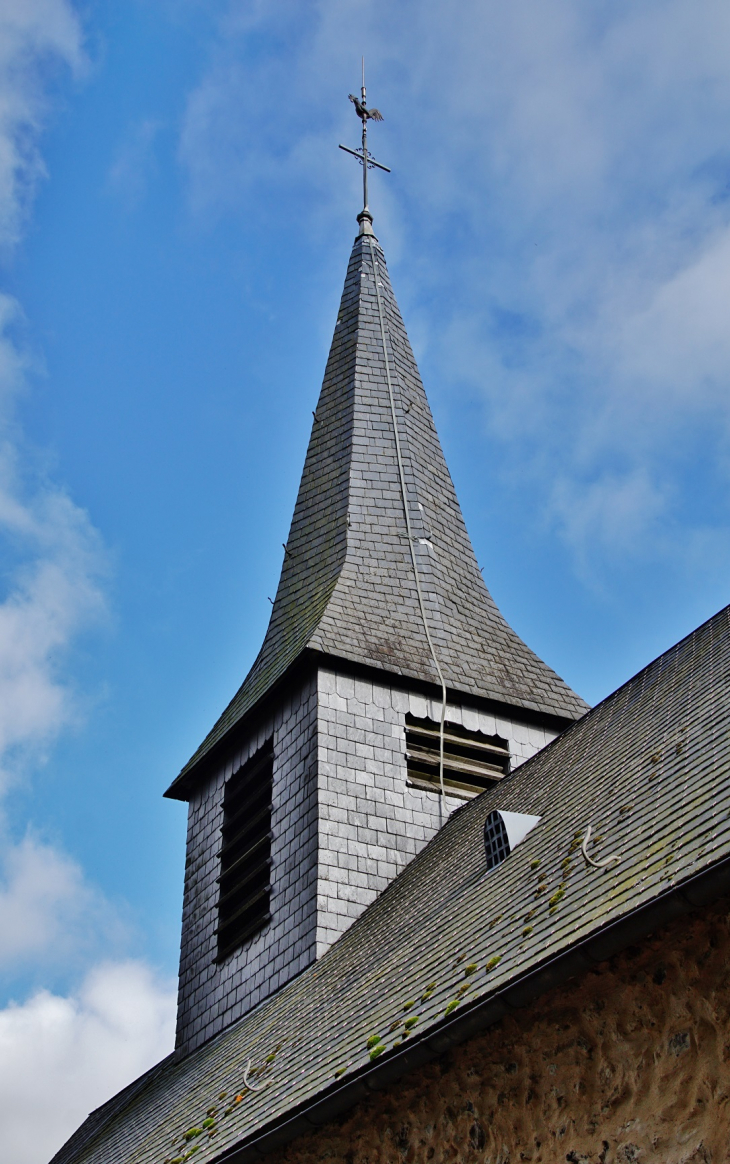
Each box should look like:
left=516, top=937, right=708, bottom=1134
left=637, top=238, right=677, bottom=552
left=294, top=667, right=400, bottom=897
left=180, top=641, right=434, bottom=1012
left=1, top=2, right=730, bottom=1159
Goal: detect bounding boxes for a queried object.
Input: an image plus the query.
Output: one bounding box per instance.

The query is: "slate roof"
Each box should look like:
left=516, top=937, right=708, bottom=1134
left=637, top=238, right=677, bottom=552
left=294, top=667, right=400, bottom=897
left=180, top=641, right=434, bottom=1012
left=54, top=603, right=730, bottom=1164
left=171, top=233, right=586, bottom=794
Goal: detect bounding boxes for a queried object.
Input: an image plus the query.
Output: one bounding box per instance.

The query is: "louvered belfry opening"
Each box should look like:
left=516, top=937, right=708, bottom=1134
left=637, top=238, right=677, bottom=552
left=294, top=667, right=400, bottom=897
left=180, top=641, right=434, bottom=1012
left=405, top=714, right=511, bottom=799
left=216, top=740, right=273, bottom=961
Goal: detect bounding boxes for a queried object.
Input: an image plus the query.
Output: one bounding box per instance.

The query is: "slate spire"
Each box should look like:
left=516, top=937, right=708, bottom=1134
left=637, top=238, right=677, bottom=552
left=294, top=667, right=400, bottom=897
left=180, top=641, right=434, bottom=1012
left=171, top=230, right=587, bottom=792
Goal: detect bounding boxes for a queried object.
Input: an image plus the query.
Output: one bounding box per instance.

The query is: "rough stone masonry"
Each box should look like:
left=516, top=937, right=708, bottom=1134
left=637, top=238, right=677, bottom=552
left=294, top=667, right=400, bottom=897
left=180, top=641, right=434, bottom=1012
left=278, top=895, right=730, bottom=1164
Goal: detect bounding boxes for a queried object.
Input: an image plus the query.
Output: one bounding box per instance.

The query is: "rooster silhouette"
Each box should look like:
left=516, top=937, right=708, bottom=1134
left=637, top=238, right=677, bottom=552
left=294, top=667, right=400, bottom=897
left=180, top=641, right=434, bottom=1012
left=349, top=94, right=383, bottom=121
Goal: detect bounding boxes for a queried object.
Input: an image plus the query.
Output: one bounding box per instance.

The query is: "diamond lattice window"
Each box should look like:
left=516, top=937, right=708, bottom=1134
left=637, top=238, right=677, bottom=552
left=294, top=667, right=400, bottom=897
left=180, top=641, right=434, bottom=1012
left=483, top=809, right=512, bottom=870
left=483, top=808, right=542, bottom=872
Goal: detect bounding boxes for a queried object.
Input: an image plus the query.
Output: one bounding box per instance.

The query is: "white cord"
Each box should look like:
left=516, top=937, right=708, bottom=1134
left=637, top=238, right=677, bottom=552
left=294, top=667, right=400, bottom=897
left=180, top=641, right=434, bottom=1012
left=367, top=238, right=448, bottom=815
left=242, top=1059, right=267, bottom=1092
left=581, top=825, right=620, bottom=869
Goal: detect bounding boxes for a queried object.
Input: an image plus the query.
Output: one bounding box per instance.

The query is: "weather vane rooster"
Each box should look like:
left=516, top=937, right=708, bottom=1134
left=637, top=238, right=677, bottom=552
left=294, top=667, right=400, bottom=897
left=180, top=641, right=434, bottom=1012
left=339, top=59, right=390, bottom=234
left=348, top=92, right=383, bottom=122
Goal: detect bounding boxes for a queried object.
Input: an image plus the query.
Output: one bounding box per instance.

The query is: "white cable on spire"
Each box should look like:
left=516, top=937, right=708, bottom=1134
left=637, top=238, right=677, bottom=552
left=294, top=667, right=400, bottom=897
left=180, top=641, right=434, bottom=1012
left=367, top=237, right=449, bottom=817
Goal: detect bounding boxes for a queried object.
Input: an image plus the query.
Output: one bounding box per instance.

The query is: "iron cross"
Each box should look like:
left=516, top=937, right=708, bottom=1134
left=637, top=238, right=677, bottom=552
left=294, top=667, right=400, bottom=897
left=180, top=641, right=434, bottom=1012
left=339, top=59, right=390, bottom=232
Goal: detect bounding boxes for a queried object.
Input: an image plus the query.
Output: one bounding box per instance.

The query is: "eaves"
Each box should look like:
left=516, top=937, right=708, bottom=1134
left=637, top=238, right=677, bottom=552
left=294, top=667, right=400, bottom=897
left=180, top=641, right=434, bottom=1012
left=213, top=851, right=730, bottom=1162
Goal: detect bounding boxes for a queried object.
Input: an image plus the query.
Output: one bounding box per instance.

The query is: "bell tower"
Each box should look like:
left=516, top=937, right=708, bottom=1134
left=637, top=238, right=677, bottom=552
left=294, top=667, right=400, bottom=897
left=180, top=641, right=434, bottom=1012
left=166, top=92, right=587, bottom=1057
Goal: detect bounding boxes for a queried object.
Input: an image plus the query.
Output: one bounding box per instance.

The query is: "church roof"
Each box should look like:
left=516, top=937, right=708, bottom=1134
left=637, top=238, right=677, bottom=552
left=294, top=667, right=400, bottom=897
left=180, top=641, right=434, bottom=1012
left=171, top=232, right=586, bottom=795
left=54, top=603, right=730, bottom=1164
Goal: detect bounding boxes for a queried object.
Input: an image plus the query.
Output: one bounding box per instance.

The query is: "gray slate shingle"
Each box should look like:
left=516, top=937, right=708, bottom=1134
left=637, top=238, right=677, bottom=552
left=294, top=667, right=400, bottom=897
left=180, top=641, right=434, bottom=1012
left=52, top=603, right=730, bottom=1164
left=172, top=234, right=586, bottom=794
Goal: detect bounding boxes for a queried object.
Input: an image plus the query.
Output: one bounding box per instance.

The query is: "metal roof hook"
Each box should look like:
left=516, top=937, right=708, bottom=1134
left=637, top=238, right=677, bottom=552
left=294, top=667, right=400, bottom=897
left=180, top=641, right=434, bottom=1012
left=243, top=1059, right=267, bottom=1093
left=581, top=824, right=620, bottom=870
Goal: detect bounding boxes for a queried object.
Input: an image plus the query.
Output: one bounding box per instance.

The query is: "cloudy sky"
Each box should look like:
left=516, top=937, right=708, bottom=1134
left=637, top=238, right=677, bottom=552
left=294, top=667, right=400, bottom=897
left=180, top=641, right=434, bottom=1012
left=1, top=1, right=730, bottom=1160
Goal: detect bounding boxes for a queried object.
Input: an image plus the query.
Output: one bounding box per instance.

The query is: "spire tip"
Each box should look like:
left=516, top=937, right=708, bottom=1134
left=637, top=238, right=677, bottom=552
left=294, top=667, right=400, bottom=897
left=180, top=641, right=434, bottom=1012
left=357, top=209, right=374, bottom=236
left=341, top=75, right=389, bottom=230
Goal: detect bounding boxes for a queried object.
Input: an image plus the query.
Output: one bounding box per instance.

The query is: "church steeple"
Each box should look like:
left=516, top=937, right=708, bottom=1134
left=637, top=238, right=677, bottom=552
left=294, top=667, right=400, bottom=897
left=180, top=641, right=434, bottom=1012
left=169, top=230, right=585, bottom=798
left=169, top=111, right=587, bottom=1056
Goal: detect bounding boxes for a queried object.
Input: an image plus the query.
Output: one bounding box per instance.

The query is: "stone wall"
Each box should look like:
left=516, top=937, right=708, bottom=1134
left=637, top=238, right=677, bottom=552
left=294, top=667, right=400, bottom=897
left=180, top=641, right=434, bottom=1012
left=279, top=896, right=730, bottom=1164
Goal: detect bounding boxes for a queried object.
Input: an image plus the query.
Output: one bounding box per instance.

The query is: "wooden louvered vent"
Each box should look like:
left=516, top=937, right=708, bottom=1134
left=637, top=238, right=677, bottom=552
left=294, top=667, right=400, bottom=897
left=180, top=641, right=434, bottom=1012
left=216, top=740, right=273, bottom=961
left=405, top=714, right=510, bottom=799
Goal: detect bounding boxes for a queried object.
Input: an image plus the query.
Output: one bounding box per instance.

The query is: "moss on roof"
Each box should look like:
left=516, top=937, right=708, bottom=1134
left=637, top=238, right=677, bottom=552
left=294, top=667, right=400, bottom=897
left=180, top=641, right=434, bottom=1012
left=54, top=604, right=730, bottom=1164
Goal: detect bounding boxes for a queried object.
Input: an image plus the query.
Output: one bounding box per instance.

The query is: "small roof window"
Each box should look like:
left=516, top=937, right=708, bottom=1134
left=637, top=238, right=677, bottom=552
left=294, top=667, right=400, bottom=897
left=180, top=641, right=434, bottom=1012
left=484, top=809, right=541, bottom=871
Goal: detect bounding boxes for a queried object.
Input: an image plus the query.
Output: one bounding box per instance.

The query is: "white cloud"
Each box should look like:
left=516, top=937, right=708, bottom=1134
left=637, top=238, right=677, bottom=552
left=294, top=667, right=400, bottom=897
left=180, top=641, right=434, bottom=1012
left=0, top=0, right=103, bottom=786
left=548, top=470, right=668, bottom=579
left=0, top=477, right=107, bottom=782
left=0, top=11, right=175, bottom=1164
left=108, top=118, right=163, bottom=209
left=0, top=0, right=106, bottom=788
left=0, top=961, right=176, bottom=1164
left=178, top=0, right=730, bottom=567
left=613, top=224, right=730, bottom=409
left=0, top=835, right=127, bottom=972
left=0, top=0, right=84, bottom=249
left=0, top=306, right=107, bottom=783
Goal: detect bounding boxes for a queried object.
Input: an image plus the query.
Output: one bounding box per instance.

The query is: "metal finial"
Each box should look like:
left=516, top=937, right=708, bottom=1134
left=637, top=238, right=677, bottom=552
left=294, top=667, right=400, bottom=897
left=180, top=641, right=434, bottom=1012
left=339, top=61, right=390, bottom=235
